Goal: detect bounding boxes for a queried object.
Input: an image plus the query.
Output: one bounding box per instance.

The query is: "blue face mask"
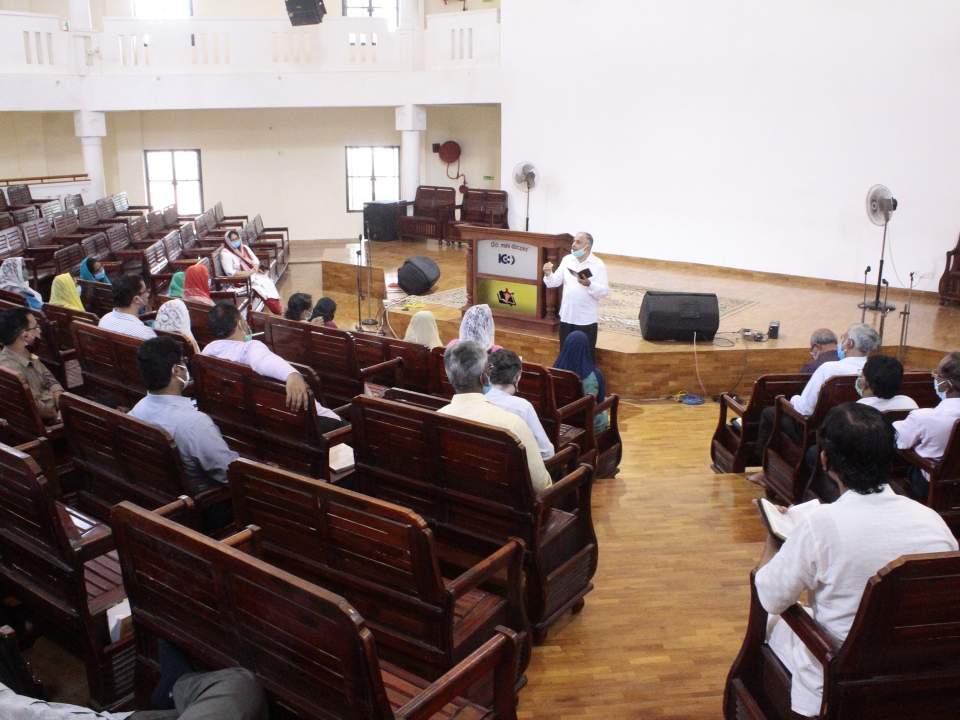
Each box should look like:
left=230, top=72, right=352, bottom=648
left=837, top=343, right=846, bottom=360
left=230, top=239, right=242, bottom=249
left=935, top=379, right=949, bottom=401
left=572, top=247, right=587, bottom=259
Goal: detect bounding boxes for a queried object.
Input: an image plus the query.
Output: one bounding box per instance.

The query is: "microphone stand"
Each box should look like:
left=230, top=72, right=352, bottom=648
left=859, top=220, right=896, bottom=312
left=859, top=265, right=871, bottom=323
left=897, top=272, right=915, bottom=361
left=361, top=234, right=378, bottom=330
left=878, top=280, right=891, bottom=344
left=355, top=247, right=364, bottom=333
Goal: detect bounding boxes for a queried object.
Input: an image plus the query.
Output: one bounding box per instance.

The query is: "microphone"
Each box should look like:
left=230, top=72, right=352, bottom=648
left=864, top=265, right=871, bottom=275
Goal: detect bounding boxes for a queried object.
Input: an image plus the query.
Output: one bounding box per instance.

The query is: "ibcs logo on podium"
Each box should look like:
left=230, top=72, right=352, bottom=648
left=498, top=253, right=516, bottom=266
left=497, top=288, right=517, bottom=307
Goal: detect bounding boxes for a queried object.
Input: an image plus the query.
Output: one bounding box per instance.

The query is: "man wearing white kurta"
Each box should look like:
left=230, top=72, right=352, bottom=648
left=542, top=232, right=608, bottom=359
left=755, top=403, right=957, bottom=717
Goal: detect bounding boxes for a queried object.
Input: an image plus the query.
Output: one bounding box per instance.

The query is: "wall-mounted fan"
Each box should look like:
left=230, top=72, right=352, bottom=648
left=512, top=162, right=537, bottom=231
left=859, top=184, right=898, bottom=312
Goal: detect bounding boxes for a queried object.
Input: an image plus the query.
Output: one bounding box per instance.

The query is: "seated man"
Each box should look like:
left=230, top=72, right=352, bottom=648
left=893, top=350, right=960, bottom=499
left=799, top=328, right=838, bottom=373
left=854, top=354, right=918, bottom=412
left=756, top=403, right=957, bottom=718
left=129, top=336, right=239, bottom=495
left=0, top=308, right=62, bottom=423
left=438, top=341, right=552, bottom=492
left=201, top=302, right=342, bottom=431
left=486, top=349, right=555, bottom=460
left=98, top=274, right=157, bottom=340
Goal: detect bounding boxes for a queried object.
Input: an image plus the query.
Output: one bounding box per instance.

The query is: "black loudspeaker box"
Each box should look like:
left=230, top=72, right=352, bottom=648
left=363, top=202, right=402, bottom=241
left=286, top=0, right=327, bottom=25
left=398, top=256, right=441, bottom=296
left=638, top=291, right=720, bottom=341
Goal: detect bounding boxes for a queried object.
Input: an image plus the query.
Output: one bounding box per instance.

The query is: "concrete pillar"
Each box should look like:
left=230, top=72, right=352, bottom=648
left=74, top=111, right=107, bottom=202
left=68, top=0, right=93, bottom=31
left=396, top=105, right=426, bottom=202
left=399, top=0, right=420, bottom=29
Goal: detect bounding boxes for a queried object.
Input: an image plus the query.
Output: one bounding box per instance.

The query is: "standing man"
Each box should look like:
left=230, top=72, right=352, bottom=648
left=542, top=232, right=609, bottom=358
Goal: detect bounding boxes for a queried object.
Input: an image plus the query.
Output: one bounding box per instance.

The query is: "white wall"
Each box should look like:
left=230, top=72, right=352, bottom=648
left=423, top=104, right=500, bottom=196
left=0, top=112, right=82, bottom=178
left=500, top=0, right=960, bottom=291
left=426, top=0, right=499, bottom=15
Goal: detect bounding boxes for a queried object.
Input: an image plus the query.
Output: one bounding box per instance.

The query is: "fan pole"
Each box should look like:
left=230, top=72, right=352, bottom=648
left=858, top=220, right=896, bottom=313
left=524, top=184, right=530, bottom=232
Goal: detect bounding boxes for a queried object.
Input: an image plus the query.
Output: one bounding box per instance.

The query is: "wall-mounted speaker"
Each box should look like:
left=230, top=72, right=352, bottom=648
left=286, top=0, right=327, bottom=26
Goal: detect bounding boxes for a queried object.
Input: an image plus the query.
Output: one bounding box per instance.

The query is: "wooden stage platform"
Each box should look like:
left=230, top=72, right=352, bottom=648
left=282, top=239, right=957, bottom=401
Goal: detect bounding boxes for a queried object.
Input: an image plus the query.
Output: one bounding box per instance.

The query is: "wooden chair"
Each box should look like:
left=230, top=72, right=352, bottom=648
left=19, top=218, right=63, bottom=282
left=11, top=206, right=39, bottom=226
left=6, top=183, right=57, bottom=209
left=52, top=242, right=85, bottom=276
left=42, top=302, right=97, bottom=361
left=103, top=223, right=146, bottom=274
left=0, top=227, right=38, bottom=286
left=59, top=392, right=228, bottom=525
left=110, top=192, right=150, bottom=218
left=141, top=239, right=172, bottom=294
left=347, top=396, right=597, bottom=642
left=898, top=370, right=941, bottom=408
left=191, top=354, right=350, bottom=480
left=112, top=500, right=522, bottom=719
left=80, top=232, right=125, bottom=276
left=77, top=204, right=117, bottom=233
left=0, top=297, right=72, bottom=388
left=711, top=374, right=811, bottom=473
left=0, top=439, right=135, bottom=710
left=896, top=419, right=960, bottom=536
left=211, top=200, right=247, bottom=230
left=52, top=209, right=102, bottom=246
left=762, top=375, right=859, bottom=505
left=446, top=189, right=509, bottom=244
left=352, top=332, right=433, bottom=393
left=229, top=457, right=530, bottom=681
left=63, top=193, right=84, bottom=211
left=724, top=553, right=960, bottom=719
left=95, top=198, right=136, bottom=227
left=0, top=367, right=65, bottom=453
left=397, top=186, right=457, bottom=242
left=244, top=213, right=290, bottom=278
left=70, top=322, right=152, bottom=408
left=77, top=279, right=115, bottom=317
left=0, top=212, right=13, bottom=230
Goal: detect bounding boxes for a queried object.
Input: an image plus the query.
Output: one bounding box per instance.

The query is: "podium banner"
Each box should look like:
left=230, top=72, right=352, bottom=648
left=476, top=239, right=538, bottom=281
left=477, top=278, right=538, bottom=317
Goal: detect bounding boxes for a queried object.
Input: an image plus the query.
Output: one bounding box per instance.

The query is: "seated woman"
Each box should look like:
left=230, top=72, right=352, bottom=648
left=309, top=297, right=338, bottom=328
left=404, top=310, right=443, bottom=349
left=79, top=255, right=111, bottom=284
left=0, top=257, right=43, bottom=310
left=219, top=230, right=282, bottom=315
left=554, top=330, right=608, bottom=434
left=155, top=297, right=200, bottom=353
left=182, top=263, right=214, bottom=306
left=49, top=271, right=86, bottom=311
left=285, top=292, right=313, bottom=321
left=169, top=271, right=186, bottom=299
left=447, top=304, right=502, bottom=352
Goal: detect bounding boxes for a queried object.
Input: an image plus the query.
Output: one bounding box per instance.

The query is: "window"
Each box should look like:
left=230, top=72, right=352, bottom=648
left=144, top=150, right=203, bottom=216
left=133, top=0, right=192, bottom=18
left=345, top=146, right=400, bottom=212
left=343, top=0, right=399, bottom=25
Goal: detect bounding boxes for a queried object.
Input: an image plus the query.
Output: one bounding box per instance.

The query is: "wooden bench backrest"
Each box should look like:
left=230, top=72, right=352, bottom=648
left=95, top=197, right=118, bottom=221
left=19, top=218, right=53, bottom=247
left=0, top=289, right=26, bottom=306
left=6, top=185, right=32, bottom=206
left=145, top=211, right=165, bottom=236
left=253, top=213, right=265, bottom=236
left=71, top=321, right=149, bottom=407
left=162, top=205, right=179, bottom=228
left=11, top=207, right=38, bottom=225
left=927, top=419, right=960, bottom=527
left=38, top=200, right=61, bottom=222
left=77, top=204, right=101, bottom=229
left=53, top=210, right=81, bottom=236
left=53, top=243, right=84, bottom=275
left=80, top=232, right=111, bottom=262
left=182, top=298, right=216, bottom=348
left=460, top=189, right=508, bottom=226
left=105, top=223, right=130, bottom=254
left=179, top=221, right=197, bottom=249
left=429, top=346, right=455, bottom=397
left=128, top=216, right=149, bottom=245
left=413, top=186, right=457, bottom=220
left=59, top=393, right=189, bottom=512
left=111, top=501, right=394, bottom=720
left=738, top=373, right=812, bottom=420
left=143, top=239, right=168, bottom=277
left=111, top=192, right=132, bottom=212
left=0, top=189, right=7, bottom=212
left=64, top=193, right=83, bottom=211
left=0, top=226, right=25, bottom=260
left=194, top=213, right=212, bottom=238
left=0, top=368, right=47, bottom=444
left=900, top=370, right=940, bottom=408
left=382, top=387, right=449, bottom=410
left=42, top=303, right=97, bottom=351
left=161, top=230, right=182, bottom=262
left=808, top=374, right=860, bottom=425
left=0, top=213, right=12, bottom=231
left=352, top=332, right=432, bottom=392
left=78, top=280, right=114, bottom=317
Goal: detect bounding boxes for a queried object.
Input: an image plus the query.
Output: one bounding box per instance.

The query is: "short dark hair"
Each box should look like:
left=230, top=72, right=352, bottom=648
left=285, top=293, right=313, bottom=321
left=939, top=351, right=960, bottom=389
left=311, top=297, right=337, bottom=323
left=208, top=302, right=241, bottom=339
left=488, top=348, right=522, bottom=386
left=112, top=274, right=145, bottom=308
left=0, top=307, right=30, bottom=346
left=862, top=355, right=904, bottom=399
left=137, top=336, right=184, bottom=391
left=817, top=403, right=893, bottom=494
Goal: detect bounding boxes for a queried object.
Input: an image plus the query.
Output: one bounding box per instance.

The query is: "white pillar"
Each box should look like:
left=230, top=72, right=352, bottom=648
left=396, top=105, right=426, bottom=202
left=74, top=111, right=107, bottom=202
left=68, top=0, right=93, bottom=31
left=399, top=0, right=420, bottom=29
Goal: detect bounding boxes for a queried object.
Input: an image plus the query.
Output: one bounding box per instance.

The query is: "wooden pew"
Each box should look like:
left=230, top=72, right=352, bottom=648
left=59, top=392, right=229, bottom=525
left=347, top=396, right=597, bottom=642
left=352, top=331, right=433, bottom=394
left=111, top=500, right=522, bottom=720
left=0, top=297, right=72, bottom=387
left=78, top=279, right=114, bottom=317
left=446, top=189, right=509, bottom=244
left=897, top=418, right=960, bottom=537
left=191, top=353, right=351, bottom=480
left=724, top=554, right=960, bottom=719
left=229, top=458, right=530, bottom=681
left=397, top=186, right=457, bottom=242
left=0, top=439, right=134, bottom=710
left=711, top=373, right=811, bottom=473
left=0, top=366, right=66, bottom=454
left=244, top=212, right=290, bottom=278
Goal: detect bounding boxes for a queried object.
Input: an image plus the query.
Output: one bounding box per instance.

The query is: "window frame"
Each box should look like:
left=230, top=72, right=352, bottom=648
left=342, top=0, right=400, bottom=26
left=344, top=145, right=401, bottom=213
left=132, top=0, right=194, bottom=18
left=143, top=148, right=205, bottom=216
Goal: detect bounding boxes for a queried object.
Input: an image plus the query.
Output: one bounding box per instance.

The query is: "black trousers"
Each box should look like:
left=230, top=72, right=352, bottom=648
left=559, top=321, right=598, bottom=361
left=130, top=668, right=267, bottom=720
left=754, top=406, right=801, bottom=467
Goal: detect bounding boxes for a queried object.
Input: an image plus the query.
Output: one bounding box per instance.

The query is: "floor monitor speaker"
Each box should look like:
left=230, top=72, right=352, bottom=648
left=286, top=0, right=327, bottom=25
left=638, top=291, right=720, bottom=341
left=398, top=256, right=441, bottom=296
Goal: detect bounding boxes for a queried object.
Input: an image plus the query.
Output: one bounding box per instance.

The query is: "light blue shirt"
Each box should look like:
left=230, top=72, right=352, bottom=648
left=485, top=386, right=555, bottom=460
left=128, top=394, right=238, bottom=492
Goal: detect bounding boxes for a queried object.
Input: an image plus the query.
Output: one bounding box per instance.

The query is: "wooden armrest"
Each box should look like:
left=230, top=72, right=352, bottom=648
left=222, top=214, right=248, bottom=221
left=126, top=204, right=151, bottom=211
left=539, top=463, right=593, bottom=508
left=73, top=518, right=115, bottom=563
left=358, top=356, right=403, bottom=380
left=221, top=524, right=261, bottom=556
left=153, top=496, right=195, bottom=518
left=446, top=538, right=524, bottom=599
left=554, top=393, right=594, bottom=422
left=257, top=233, right=286, bottom=242
left=898, top=448, right=938, bottom=473
left=262, top=226, right=289, bottom=233
left=112, top=249, right=144, bottom=260
left=775, top=395, right=807, bottom=425
left=721, top=393, right=748, bottom=417
left=544, top=443, right=578, bottom=475
left=323, top=424, right=353, bottom=444
left=781, top=603, right=840, bottom=665
left=396, top=628, right=519, bottom=720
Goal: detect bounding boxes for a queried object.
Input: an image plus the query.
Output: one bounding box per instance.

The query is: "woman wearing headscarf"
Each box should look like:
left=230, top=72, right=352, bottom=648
left=0, top=257, right=43, bottom=310
left=169, top=271, right=186, bottom=299
left=554, top=330, right=609, bottom=433
left=49, top=272, right=85, bottom=311
left=447, top=304, right=501, bottom=352
left=182, top=263, right=214, bottom=306
left=309, top=297, right=338, bottom=328
left=404, top=310, right=442, bottom=349
left=154, top=298, right=200, bottom=353
left=218, top=229, right=282, bottom=314
left=79, top=256, right=111, bottom=284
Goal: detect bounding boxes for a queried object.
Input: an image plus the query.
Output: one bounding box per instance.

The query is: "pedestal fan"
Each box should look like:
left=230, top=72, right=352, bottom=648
left=512, top=162, right=537, bottom=232
left=858, top=184, right=898, bottom=313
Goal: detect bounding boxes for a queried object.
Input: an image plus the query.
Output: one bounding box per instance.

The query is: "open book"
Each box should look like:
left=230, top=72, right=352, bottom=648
left=757, top=498, right=821, bottom=542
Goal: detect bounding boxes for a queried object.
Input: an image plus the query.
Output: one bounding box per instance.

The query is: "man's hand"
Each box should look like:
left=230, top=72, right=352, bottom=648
left=285, top=372, right=310, bottom=412
left=578, top=275, right=591, bottom=287
left=542, top=262, right=554, bottom=276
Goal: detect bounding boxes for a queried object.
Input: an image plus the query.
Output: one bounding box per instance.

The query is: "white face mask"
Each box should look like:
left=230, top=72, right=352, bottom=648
left=175, top=363, right=190, bottom=388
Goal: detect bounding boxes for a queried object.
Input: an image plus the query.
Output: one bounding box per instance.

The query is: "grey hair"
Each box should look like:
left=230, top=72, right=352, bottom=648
left=577, top=232, right=594, bottom=247
left=846, top=323, right=880, bottom=354
left=809, top=328, right=838, bottom=347
left=444, top=340, right=488, bottom=393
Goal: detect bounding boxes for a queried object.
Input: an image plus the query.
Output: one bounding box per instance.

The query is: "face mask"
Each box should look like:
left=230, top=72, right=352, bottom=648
left=230, top=239, right=242, bottom=249
left=935, top=379, right=949, bottom=401
left=572, top=248, right=587, bottom=259
left=854, top=375, right=865, bottom=397
left=837, top=343, right=847, bottom=361
left=175, top=364, right=190, bottom=388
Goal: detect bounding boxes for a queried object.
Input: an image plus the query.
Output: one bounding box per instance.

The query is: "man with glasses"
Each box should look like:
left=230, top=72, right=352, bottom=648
left=800, top=328, right=838, bottom=373
left=0, top=308, right=63, bottom=422
left=893, top=351, right=960, bottom=499
left=98, top=274, right=157, bottom=340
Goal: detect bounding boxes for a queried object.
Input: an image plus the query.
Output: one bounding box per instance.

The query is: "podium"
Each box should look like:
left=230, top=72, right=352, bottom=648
left=457, top=225, right=573, bottom=333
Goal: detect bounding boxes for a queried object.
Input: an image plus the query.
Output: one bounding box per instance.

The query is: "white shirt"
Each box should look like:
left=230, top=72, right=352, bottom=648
left=893, top=397, right=960, bottom=461
left=790, top=356, right=867, bottom=416
left=756, top=486, right=957, bottom=716
left=0, top=682, right=132, bottom=719
left=542, top=252, right=609, bottom=325
left=857, top=395, right=919, bottom=413
left=202, top=338, right=340, bottom=421
left=437, top=393, right=552, bottom=492
left=98, top=310, right=157, bottom=340
left=485, top=386, right=555, bottom=460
